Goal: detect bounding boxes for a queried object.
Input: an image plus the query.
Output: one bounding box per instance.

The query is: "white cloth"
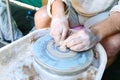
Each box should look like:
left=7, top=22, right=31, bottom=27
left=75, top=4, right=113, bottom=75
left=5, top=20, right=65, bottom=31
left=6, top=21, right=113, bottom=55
left=47, top=0, right=120, bottom=16
left=110, top=0, right=120, bottom=14
left=47, top=0, right=120, bottom=25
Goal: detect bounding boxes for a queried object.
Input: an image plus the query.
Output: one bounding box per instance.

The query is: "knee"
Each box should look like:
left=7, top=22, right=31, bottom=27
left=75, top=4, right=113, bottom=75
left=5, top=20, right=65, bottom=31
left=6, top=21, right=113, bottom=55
left=101, top=33, right=120, bottom=67
left=107, top=37, right=120, bottom=50
left=101, top=33, right=120, bottom=58
left=34, top=6, right=51, bottom=29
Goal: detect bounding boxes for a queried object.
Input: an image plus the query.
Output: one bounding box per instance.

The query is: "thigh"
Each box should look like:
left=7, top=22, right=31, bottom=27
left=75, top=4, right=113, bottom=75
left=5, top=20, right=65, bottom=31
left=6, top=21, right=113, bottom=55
left=101, top=32, right=120, bottom=80
left=101, top=32, right=120, bottom=57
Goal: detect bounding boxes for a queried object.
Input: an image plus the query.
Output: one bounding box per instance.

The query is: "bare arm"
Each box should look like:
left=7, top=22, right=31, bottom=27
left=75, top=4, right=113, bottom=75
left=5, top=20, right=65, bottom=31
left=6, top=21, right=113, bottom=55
left=52, top=0, right=66, bottom=17
left=91, top=12, right=120, bottom=40
left=49, top=0, right=69, bottom=45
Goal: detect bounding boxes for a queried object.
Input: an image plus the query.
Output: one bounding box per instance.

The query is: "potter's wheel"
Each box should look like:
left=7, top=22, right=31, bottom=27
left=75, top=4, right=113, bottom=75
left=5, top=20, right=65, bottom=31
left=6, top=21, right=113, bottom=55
left=32, top=34, right=94, bottom=74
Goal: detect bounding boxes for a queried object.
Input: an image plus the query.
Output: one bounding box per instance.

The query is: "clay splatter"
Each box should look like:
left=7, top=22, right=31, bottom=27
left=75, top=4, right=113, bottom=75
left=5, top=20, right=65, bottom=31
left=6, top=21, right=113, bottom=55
left=22, top=64, right=40, bottom=80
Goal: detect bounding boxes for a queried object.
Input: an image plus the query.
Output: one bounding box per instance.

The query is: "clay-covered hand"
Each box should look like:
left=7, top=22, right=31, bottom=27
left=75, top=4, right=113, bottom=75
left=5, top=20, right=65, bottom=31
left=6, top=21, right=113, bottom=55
left=65, top=28, right=100, bottom=51
left=50, top=16, right=69, bottom=45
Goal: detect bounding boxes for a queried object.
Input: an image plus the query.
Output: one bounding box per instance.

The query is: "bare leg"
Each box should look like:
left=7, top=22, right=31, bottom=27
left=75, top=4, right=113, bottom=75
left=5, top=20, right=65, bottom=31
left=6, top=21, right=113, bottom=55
left=101, top=32, right=120, bottom=68
left=34, top=6, right=51, bottom=29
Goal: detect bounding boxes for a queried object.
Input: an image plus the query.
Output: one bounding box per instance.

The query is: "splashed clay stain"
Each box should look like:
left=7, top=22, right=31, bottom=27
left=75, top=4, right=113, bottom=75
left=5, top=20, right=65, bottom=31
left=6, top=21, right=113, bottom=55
left=22, top=64, right=40, bottom=80
left=77, top=66, right=97, bottom=80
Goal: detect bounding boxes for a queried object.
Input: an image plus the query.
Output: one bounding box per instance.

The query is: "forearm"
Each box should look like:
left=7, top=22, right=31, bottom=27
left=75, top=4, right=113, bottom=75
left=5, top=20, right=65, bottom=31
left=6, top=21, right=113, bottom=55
left=52, top=0, right=66, bottom=17
left=90, top=12, right=120, bottom=40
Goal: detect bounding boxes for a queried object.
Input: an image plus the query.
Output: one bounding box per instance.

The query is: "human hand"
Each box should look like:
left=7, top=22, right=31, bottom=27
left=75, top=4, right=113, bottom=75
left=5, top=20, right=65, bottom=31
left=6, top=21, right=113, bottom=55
left=50, top=15, right=69, bottom=45
left=65, top=28, right=100, bottom=51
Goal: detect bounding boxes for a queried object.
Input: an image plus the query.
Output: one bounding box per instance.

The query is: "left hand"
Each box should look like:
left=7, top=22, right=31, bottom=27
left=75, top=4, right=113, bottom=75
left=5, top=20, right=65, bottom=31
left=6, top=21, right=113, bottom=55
left=50, top=15, right=69, bottom=45
left=65, top=28, right=100, bottom=51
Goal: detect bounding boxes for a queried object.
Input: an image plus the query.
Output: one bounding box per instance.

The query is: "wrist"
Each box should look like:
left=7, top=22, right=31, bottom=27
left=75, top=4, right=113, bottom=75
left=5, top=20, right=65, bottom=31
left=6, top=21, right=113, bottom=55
left=90, top=26, right=102, bottom=41
left=85, top=28, right=101, bottom=42
left=90, top=16, right=116, bottom=40
left=90, top=12, right=120, bottom=41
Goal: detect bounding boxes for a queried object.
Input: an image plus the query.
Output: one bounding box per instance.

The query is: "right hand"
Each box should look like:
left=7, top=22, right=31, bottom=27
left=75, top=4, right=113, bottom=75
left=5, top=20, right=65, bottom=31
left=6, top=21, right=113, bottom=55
left=65, top=28, right=100, bottom=51
left=50, top=15, right=69, bottom=45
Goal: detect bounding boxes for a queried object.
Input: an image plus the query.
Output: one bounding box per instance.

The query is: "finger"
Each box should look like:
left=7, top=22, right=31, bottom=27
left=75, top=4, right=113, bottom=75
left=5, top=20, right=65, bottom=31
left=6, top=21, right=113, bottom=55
left=68, top=29, right=72, bottom=36
left=69, top=43, right=86, bottom=52
left=50, top=30, right=61, bottom=46
left=66, top=38, right=83, bottom=47
left=67, top=29, right=76, bottom=36
left=50, top=29, right=54, bottom=36
left=61, top=29, right=68, bottom=41
left=65, top=34, right=76, bottom=43
left=54, top=33, right=61, bottom=46
left=66, top=30, right=80, bottom=40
